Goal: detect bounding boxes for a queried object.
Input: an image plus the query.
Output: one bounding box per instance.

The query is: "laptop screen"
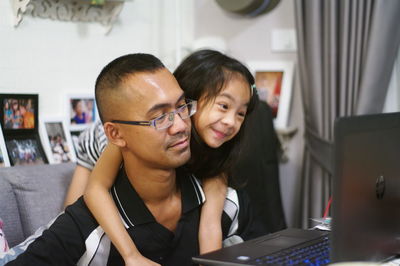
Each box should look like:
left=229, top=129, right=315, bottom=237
left=332, top=112, right=400, bottom=262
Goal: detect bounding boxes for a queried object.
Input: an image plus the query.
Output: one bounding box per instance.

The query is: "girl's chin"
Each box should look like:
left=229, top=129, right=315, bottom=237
left=204, top=137, right=225, bottom=149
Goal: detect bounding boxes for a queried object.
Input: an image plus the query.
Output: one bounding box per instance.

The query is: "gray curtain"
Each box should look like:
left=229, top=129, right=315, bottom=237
left=294, top=0, right=400, bottom=228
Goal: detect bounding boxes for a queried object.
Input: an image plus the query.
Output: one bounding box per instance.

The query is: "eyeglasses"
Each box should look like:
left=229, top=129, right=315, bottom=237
left=112, top=99, right=197, bottom=130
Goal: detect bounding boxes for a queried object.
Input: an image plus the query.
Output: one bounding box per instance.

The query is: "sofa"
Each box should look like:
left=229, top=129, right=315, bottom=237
left=0, top=162, right=75, bottom=247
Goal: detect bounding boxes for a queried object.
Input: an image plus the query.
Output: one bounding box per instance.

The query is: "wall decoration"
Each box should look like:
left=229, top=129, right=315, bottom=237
left=0, top=93, right=48, bottom=166
left=40, top=117, right=76, bottom=164
left=247, top=61, right=294, bottom=129
left=70, top=131, right=82, bottom=155
left=0, top=94, right=38, bottom=133
left=67, top=94, right=97, bottom=132
left=69, top=130, right=82, bottom=158
left=10, top=0, right=125, bottom=34
left=5, top=138, right=47, bottom=166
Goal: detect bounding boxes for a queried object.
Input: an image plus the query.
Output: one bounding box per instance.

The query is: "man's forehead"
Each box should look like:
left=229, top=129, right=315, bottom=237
left=124, top=69, right=174, bottom=93
left=121, top=70, right=184, bottom=112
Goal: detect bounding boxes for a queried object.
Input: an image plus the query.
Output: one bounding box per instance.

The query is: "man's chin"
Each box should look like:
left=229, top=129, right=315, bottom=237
left=169, top=150, right=191, bottom=168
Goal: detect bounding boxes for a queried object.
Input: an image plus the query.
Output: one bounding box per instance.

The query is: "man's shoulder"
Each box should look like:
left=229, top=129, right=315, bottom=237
left=7, top=198, right=105, bottom=265
left=65, top=197, right=99, bottom=226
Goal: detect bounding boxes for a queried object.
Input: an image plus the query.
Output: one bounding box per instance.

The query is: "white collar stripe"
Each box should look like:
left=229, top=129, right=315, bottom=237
left=112, top=186, right=135, bottom=227
left=77, top=226, right=105, bottom=266
left=190, top=175, right=206, bottom=204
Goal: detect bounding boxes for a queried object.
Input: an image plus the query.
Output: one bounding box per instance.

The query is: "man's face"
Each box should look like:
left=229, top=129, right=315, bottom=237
left=115, top=68, right=191, bottom=170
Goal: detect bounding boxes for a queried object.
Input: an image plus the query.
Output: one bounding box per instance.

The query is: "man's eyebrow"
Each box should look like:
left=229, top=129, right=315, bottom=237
left=146, top=93, right=186, bottom=115
left=219, top=92, right=249, bottom=106
left=176, top=93, right=186, bottom=104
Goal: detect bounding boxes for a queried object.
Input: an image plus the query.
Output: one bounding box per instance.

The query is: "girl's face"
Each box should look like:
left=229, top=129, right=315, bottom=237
left=193, top=75, right=251, bottom=148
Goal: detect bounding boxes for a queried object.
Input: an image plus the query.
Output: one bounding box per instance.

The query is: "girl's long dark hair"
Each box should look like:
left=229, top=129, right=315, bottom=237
left=174, top=49, right=259, bottom=185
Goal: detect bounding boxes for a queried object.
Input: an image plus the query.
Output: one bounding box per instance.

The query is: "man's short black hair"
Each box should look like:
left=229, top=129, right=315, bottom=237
left=95, top=53, right=165, bottom=122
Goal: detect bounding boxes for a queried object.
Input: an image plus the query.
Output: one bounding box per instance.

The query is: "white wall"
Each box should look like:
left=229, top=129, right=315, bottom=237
left=193, top=0, right=303, bottom=227
left=0, top=0, right=193, bottom=118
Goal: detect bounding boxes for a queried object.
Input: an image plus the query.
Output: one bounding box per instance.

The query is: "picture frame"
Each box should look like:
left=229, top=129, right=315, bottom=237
left=5, top=135, right=48, bottom=166
left=0, top=126, right=10, bottom=167
left=67, top=94, right=97, bottom=131
left=246, top=61, right=294, bottom=129
left=40, top=117, right=77, bottom=164
left=0, top=94, right=39, bottom=135
left=69, top=130, right=82, bottom=158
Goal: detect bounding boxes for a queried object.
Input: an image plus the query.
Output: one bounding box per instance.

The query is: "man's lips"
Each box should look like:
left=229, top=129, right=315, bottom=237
left=169, top=137, right=189, bottom=149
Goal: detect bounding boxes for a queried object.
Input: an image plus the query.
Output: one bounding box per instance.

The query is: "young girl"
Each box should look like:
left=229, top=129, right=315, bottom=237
left=84, top=49, right=259, bottom=265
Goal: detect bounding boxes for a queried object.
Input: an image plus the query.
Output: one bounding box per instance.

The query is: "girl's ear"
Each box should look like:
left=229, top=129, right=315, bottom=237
left=103, top=122, right=127, bottom=148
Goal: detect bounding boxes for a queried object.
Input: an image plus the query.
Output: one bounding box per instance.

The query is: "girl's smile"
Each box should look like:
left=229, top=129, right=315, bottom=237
left=194, top=74, right=251, bottom=148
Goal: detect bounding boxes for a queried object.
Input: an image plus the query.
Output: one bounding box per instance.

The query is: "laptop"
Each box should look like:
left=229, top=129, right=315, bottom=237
left=331, top=112, right=400, bottom=262
left=193, top=112, right=400, bottom=265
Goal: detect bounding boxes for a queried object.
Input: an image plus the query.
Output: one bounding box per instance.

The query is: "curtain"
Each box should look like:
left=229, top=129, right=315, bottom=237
left=294, top=0, right=400, bottom=228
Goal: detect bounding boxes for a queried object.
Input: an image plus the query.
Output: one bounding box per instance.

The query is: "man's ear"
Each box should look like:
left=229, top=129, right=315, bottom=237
left=103, top=122, right=127, bottom=148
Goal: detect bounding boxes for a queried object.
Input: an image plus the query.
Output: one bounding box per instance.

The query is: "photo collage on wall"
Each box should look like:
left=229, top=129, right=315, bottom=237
left=0, top=94, right=47, bottom=166
left=0, top=93, right=98, bottom=167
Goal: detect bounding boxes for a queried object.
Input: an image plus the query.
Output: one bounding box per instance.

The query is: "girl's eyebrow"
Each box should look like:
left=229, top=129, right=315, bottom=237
left=218, top=93, right=235, bottom=102
left=218, top=93, right=249, bottom=107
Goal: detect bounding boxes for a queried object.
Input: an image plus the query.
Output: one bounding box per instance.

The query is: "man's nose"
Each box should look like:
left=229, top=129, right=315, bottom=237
left=168, top=112, right=189, bottom=134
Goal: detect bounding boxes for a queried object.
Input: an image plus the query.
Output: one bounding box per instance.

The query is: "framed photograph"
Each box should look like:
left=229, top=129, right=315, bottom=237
left=69, top=130, right=82, bottom=157
left=5, top=136, right=47, bottom=166
left=67, top=94, right=97, bottom=131
left=40, top=117, right=77, bottom=164
left=0, top=94, right=39, bottom=135
left=246, top=61, right=294, bottom=129
left=0, top=126, right=10, bottom=167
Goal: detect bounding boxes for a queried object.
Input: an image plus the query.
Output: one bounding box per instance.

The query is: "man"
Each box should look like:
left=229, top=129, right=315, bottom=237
left=8, top=54, right=260, bottom=265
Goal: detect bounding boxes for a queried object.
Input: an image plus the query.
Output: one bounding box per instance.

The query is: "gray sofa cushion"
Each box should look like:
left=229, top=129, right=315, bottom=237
left=0, top=175, right=24, bottom=247
left=0, top=162, right=75, bottom=247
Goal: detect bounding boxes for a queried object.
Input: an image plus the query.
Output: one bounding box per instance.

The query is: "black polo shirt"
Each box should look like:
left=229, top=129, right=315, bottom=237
left=108, top=168, right=205, bottom=265
left=8, top=167, right=265, bottom=266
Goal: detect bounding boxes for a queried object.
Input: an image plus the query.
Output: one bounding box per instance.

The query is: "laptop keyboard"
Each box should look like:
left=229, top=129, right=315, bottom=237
left=250, top=235, right=331, bottom=265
